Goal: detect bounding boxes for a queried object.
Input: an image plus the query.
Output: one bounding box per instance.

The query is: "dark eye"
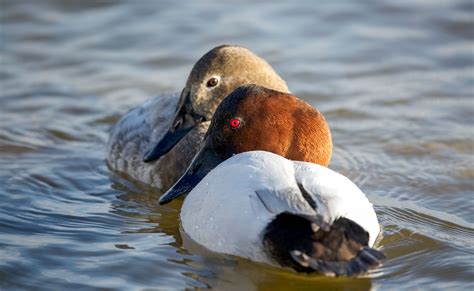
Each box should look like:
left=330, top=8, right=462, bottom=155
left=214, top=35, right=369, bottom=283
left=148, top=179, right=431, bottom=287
left=229, top=119, right=240, bottom=129
left=206, top=77, right=219, bottom=88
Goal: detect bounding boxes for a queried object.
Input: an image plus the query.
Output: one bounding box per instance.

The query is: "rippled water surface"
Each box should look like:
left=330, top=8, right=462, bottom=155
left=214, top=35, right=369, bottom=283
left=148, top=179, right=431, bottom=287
left=1, top=0, right=473, bottom=290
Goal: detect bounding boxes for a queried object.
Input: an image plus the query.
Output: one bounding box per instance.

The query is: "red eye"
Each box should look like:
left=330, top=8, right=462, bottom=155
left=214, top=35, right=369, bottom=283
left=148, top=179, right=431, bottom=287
left=229, top=119, right=240, bottom=128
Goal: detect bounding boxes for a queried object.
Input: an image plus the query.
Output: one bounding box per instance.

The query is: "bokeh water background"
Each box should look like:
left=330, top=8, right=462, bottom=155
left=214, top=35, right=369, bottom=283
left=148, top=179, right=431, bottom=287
left=0, top=1, right=473, bottom=290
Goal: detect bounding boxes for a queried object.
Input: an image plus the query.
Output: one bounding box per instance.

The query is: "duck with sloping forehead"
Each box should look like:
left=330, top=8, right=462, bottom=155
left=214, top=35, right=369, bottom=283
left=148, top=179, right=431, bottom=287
left=160, top=85, right=384, bottom=276
left=107, top=45, right=288, bottom=191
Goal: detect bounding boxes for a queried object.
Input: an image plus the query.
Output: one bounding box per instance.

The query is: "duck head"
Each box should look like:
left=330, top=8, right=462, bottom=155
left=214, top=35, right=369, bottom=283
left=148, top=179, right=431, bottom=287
left=159, top=84, right=332, bottom=205
left=143, top=45, right=289, bottom=162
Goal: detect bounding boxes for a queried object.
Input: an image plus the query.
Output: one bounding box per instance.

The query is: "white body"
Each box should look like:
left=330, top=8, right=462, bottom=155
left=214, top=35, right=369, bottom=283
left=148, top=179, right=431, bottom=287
left=181, top=151, right=380, bottom=264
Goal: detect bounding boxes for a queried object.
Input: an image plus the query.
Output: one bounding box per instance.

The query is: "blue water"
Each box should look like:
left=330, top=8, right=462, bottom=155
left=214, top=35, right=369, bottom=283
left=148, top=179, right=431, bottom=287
left=0, top=1, right=473, bottom=290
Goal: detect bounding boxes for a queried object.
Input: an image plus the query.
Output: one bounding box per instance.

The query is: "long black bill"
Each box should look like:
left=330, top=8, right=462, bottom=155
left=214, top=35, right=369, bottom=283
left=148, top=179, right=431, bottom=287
left=143, top=90, right=205, bottom=162
left=158, top=139, right=222, bottom=205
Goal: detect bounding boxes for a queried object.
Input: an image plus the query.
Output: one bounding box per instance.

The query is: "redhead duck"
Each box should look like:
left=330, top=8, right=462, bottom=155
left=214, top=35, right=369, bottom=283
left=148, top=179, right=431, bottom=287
left=160, top=85, right=384, bottom=276
left=107, top=45, right=288, bottom=190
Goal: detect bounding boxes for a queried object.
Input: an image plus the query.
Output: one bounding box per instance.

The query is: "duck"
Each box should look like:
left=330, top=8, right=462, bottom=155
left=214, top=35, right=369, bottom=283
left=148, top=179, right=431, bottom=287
left=107, top=45, right=289, bottom=191
left=159, top=85, right=384, bottom=276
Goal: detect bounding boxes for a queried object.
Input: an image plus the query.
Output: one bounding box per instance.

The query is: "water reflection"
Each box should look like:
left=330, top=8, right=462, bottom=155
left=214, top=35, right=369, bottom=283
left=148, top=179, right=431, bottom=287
left=1, top=0, right=473, bottom=289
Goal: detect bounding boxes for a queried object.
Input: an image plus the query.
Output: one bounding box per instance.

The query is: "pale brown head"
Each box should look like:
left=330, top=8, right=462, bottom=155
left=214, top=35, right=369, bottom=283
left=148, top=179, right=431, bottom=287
left=144, top=45, right=289, bottom=162
left=159, top=84, right=332, bottom=204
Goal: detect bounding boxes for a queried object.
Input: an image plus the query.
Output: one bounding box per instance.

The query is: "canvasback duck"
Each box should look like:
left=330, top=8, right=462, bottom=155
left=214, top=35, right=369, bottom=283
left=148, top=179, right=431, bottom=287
left=107, top=45, right=289, bottom=190
left=159, top=85, right=384, bottom=276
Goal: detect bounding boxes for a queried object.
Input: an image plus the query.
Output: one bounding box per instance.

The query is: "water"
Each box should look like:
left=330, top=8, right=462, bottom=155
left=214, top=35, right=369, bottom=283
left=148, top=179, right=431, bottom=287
left=1, top=0, right=473, bottom=289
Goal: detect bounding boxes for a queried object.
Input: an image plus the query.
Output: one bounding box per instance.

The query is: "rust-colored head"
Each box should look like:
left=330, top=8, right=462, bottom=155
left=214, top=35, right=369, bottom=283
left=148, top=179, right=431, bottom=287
left=159, top=84, right=332, bottom=205
left=206, top=84, right=332, bottom=166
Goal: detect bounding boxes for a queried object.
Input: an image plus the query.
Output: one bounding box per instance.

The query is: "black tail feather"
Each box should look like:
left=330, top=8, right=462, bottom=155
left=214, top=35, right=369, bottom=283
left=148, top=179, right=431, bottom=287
left=262, top=212, right=385, bottom=277
left=291, top=246, right=385, bottom=277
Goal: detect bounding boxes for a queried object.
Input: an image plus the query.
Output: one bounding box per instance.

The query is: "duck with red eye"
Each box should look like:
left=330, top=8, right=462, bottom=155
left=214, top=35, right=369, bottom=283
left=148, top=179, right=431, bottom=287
left=160, top=84, right=332, bottom=205
left=159, top=85, right=384, bottom=277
